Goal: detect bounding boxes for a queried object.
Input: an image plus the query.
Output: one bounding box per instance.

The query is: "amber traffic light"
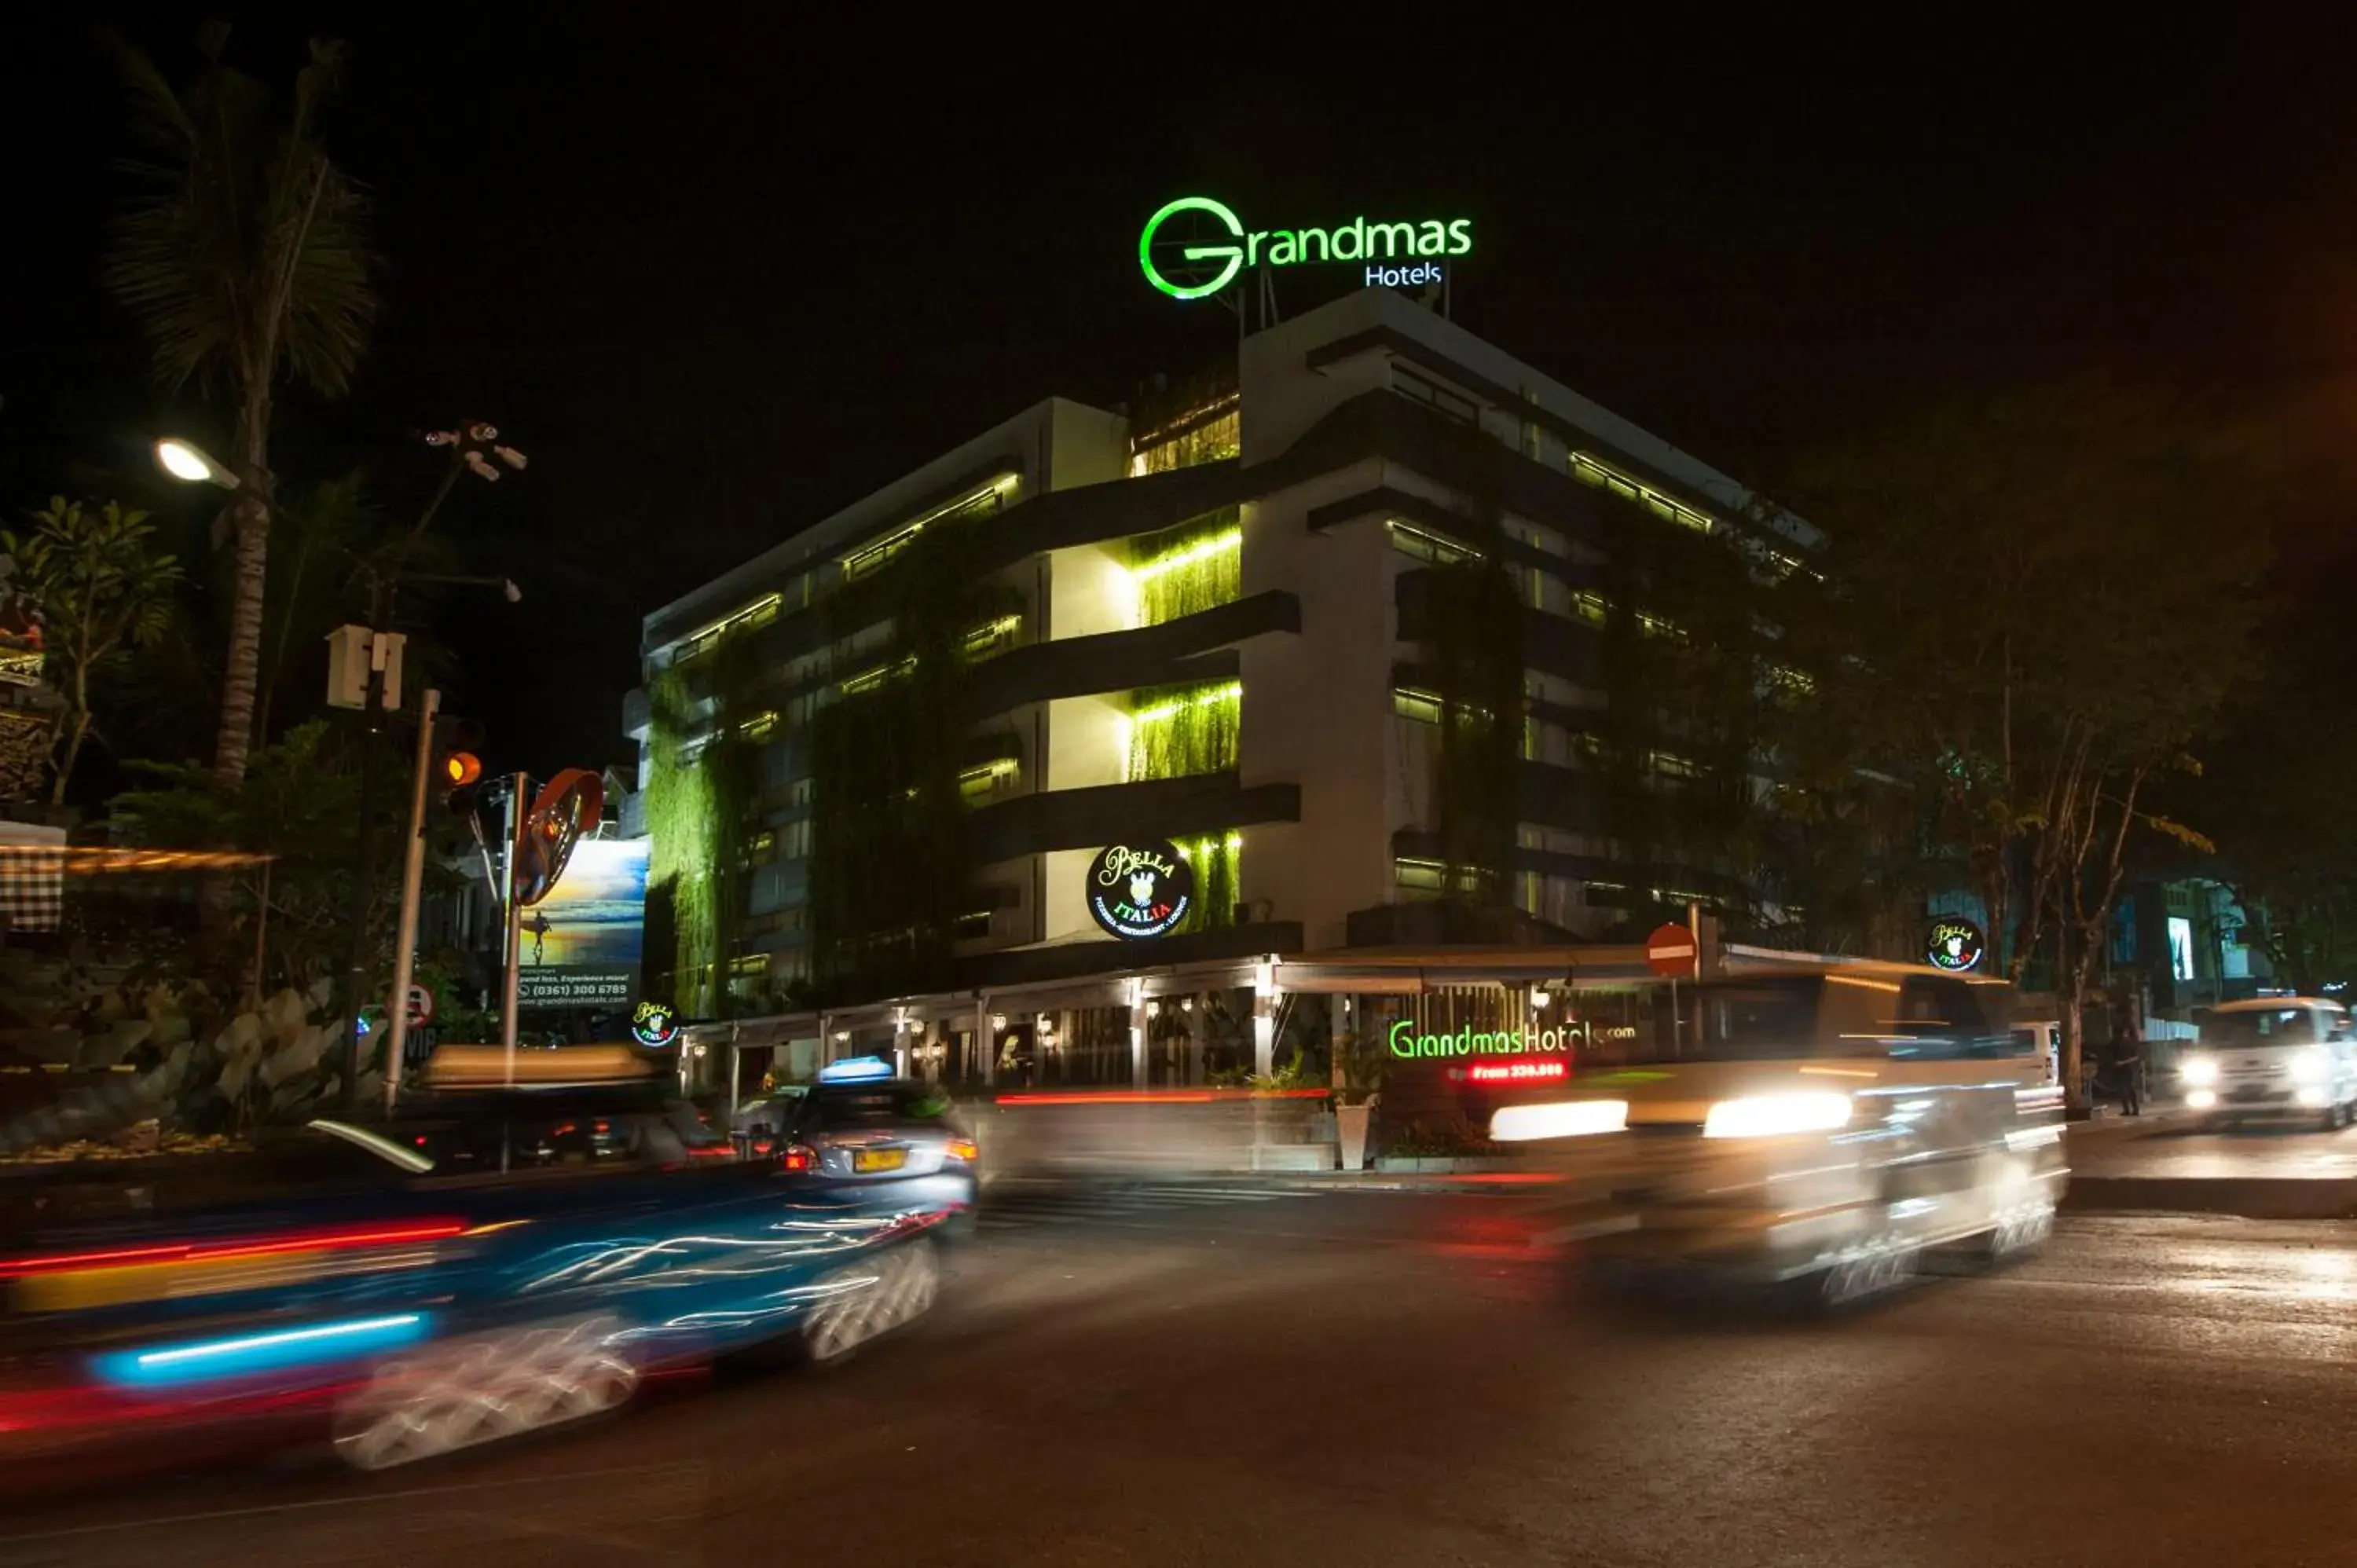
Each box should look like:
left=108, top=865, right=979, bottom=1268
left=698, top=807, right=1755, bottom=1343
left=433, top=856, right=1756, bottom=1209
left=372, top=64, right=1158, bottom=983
left=442, top=751, right=483, bottom=789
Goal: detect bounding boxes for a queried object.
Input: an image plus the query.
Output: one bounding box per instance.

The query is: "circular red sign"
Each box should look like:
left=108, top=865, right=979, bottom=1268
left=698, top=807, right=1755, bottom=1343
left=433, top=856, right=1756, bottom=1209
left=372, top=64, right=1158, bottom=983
left=1646, top=921, right=1698, bottom=977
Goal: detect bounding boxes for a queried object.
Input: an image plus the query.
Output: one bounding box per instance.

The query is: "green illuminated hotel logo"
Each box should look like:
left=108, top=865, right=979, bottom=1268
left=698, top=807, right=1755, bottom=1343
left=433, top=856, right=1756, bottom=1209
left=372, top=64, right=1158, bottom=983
left=1139, top=196, right=1473, bottom=300
left=1387, top=1019, right=1637, bottom=1058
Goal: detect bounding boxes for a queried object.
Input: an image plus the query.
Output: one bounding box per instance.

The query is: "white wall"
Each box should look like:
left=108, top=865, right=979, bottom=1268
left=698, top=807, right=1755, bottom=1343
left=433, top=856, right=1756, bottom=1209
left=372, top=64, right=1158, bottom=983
left=1046, top=694, right=1129, bottom=791
left=1236, top=458, right=1403, bottom=950
left=1046, top=543, right=1135, bottom=641
left=1042, top=847, right=1118, bottom=945
left=1049, top=399, right=1131, bottom=492
left=1239, top=290, right=1402, bottom=467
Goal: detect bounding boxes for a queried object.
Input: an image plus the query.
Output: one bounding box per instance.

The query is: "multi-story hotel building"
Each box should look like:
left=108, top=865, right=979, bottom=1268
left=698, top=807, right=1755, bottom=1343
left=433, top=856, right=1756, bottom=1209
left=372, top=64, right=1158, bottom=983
left=629, top=286, right=1816, bottom=1091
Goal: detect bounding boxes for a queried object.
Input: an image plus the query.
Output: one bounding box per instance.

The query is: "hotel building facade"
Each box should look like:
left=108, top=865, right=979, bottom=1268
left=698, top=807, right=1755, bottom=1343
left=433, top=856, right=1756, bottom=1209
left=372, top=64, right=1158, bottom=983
left=629, top=287, right=1816, bottom=1094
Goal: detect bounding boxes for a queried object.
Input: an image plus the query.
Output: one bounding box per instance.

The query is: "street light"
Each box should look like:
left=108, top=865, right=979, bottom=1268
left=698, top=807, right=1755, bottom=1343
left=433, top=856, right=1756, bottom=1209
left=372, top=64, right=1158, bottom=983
left=153, top=437, right=238, bottom=489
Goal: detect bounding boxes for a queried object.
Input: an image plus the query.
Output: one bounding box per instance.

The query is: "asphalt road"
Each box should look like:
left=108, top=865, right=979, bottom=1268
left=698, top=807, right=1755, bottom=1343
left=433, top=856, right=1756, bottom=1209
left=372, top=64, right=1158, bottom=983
left=5, top=1185, right=2357, bottom=1568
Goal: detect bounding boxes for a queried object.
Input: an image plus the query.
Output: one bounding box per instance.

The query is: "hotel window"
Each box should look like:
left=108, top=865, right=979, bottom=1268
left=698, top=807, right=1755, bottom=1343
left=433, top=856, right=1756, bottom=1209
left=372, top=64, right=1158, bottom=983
left=1648, top=751, right=1703, bottom=780
left=778, top=819, right=813, bottom=861
left=1637, top=610, right=1688, bottom=642
left=1517, top=823, right=1594, bottom=856
left=1394, top=858, right=1447, bottom=892
left=1523, top=717, right=1597, bottom=768
left=1515, top=871, right=1582, bottom=929
left=1512, top=564, right=1576, bottom=619
left=962, top=613, right=1023, bottom=660
left=842, top=485, right=1009, bottom=582
left=1392, top=688, right=1445, bottom=724
left=673, top=594, right=781, bottom=666
left=1503, top=517, right=1567, bottom=558
left=1389, top=364, right=1480, bottom=426
left=1385, top=518, right=1483, bottom=567
left=1569, top=454, right=1714, bottom=536
left=1523, top=670, right=1592, bottom=709
left=1395, top=857, right=1481, bottom=896
left=958, top=757, right=1020, bottom=800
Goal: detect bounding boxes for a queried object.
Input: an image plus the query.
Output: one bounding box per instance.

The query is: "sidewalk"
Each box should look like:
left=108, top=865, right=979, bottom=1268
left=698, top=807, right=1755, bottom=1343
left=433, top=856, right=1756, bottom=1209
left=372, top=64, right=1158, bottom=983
left=1059, top=1106, right=2357, bottom=1218
left=2062, top=1105, right=2357, bottom=1220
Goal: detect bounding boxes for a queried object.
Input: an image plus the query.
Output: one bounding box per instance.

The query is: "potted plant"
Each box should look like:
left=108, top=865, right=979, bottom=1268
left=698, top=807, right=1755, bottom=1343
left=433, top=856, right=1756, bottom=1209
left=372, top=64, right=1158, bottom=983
left=1332, top=1030, right=1384, bottom=1171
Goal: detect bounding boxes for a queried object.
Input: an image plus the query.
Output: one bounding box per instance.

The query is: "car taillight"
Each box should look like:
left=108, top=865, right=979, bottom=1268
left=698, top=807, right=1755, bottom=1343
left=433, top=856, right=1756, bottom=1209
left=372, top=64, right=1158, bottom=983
left=944, top=1138, right=979, bottom=1163
left=780, top=1143, right=819, bottom=1173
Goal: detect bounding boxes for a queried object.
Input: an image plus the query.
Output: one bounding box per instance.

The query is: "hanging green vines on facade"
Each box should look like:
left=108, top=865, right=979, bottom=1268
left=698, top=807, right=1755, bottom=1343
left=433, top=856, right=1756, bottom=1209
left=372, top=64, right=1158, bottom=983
left=645, top=633, right=761, bottom=1019
left=1127, top=680, right=1241, bottom=781
left=808, top=518, right=1021, bottom=1005
left=1175, top=831, right=1242, bottom=932
left=1129, top=507, right=1241, bottom=626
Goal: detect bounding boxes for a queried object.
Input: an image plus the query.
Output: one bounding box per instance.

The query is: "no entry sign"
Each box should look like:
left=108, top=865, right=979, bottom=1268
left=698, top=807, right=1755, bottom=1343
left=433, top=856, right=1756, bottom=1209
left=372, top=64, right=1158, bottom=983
left=1646, top=922, right=1698, bottom=978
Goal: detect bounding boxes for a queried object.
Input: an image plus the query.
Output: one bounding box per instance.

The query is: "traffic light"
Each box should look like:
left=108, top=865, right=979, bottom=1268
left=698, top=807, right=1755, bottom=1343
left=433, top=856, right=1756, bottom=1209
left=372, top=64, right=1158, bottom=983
left=433, top=715, right=486, bottom=819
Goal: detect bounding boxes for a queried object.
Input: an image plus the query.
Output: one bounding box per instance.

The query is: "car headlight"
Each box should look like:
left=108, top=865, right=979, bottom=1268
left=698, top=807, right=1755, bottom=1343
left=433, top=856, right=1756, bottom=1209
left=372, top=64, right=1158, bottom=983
left=2292, top=1048, right=2332, bottom=1085
left=1490, top=1100, right=1628, bottom=1141
left=1702, top=1092, right=1852, bottom=1139
left=2180, top=1057, right=2219, bottom=1087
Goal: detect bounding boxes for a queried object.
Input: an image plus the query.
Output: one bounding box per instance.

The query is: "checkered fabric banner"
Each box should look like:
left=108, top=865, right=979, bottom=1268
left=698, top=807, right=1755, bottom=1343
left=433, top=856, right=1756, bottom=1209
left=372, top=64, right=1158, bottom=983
left=0, top=842, right=64, bottom=932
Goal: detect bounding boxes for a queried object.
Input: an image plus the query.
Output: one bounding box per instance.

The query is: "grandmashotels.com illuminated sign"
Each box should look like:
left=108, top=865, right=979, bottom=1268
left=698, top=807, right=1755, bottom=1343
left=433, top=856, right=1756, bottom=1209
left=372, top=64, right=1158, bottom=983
left=1388, top=1020, right=1637, bottom=1059
left=1139, top=196, right=1474, bottom=300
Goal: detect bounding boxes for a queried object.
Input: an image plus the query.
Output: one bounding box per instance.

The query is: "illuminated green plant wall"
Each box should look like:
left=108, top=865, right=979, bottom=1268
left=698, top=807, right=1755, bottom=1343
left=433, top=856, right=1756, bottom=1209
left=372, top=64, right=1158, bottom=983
left=645, top=642, right=759, bottom=1019
left=1127, top=680, right=1241, bottom=782
left=1176, top=832, right=1242, bottom=932
left=1130, top=507, right=1241, bottom=626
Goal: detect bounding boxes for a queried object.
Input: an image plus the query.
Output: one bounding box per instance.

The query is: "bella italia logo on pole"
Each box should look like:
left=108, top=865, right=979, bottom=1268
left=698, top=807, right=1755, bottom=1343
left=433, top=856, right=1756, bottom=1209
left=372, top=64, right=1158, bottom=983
left=1087, top=839, right=1195, bottom=940
left=1138, top=196, right=1474, bottom=300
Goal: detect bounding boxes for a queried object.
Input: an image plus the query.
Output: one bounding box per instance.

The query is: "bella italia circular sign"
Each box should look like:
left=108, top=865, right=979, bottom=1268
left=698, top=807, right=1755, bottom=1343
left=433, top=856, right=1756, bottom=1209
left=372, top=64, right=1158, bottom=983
left=1927, top=917, right=1986, bottom=973
left=1087, top=840, right=1195, bottom=940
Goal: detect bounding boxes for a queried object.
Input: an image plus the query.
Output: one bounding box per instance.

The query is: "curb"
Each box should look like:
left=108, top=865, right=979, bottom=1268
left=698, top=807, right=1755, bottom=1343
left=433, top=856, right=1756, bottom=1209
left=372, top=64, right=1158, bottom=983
left=2063, top=1175, right=2357, bottom=1222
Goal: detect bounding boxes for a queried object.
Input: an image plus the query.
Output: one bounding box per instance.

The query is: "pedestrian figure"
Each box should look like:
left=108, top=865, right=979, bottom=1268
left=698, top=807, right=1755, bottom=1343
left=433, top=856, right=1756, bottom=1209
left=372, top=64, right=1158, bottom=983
left=2099, top=1024, right=2143, bottom=1117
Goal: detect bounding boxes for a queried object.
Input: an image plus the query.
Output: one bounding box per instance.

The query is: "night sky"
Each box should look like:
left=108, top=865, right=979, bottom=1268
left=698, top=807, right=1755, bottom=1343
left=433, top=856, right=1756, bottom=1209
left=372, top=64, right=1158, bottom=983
left=5, top=9, right=2355, bottom=778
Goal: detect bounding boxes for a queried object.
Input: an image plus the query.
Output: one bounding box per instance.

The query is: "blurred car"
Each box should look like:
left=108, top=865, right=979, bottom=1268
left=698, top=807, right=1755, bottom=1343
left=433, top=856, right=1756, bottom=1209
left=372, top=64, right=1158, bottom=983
left=0, top=1046, right=954, bottom=1475
left=734, top=1058, right=981, bottom=1225
left=1490, top=963, right=2064, bottom=1306
left=2179, top=998, right=2357, bottom=1129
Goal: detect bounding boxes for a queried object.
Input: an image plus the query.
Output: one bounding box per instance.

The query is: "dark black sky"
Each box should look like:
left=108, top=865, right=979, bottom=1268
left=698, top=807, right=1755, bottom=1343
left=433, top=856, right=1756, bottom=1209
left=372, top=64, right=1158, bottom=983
left=6, top=9, right=2356, bottom=777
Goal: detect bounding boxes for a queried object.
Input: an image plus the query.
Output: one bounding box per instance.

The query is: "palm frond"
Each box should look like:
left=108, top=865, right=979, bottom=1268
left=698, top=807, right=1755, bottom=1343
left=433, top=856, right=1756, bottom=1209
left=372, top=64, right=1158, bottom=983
left=99, top=27, right=378, bottom=398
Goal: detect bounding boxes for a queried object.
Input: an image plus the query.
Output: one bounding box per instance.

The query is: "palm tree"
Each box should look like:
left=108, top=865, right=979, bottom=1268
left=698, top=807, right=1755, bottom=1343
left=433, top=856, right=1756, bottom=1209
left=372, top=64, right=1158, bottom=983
left=102, top=22, right=377, bottom=785
left=2, top=499, right=181, bottom=803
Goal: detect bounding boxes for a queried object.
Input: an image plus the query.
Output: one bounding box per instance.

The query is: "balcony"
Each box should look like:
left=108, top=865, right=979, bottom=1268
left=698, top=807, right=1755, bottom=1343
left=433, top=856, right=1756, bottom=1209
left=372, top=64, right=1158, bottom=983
left=968, top=771, right=1299, bottom=866
left=968, top=589, right=1299, bottom=716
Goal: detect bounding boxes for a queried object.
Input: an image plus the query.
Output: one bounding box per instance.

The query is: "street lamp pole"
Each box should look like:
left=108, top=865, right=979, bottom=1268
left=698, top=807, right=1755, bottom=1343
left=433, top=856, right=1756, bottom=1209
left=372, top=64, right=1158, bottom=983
left=381, top=686, right=441, bottom=1116
left=335, top=567, right=396, bottom=1118
left=159, top=425, right=525, bottom=1118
